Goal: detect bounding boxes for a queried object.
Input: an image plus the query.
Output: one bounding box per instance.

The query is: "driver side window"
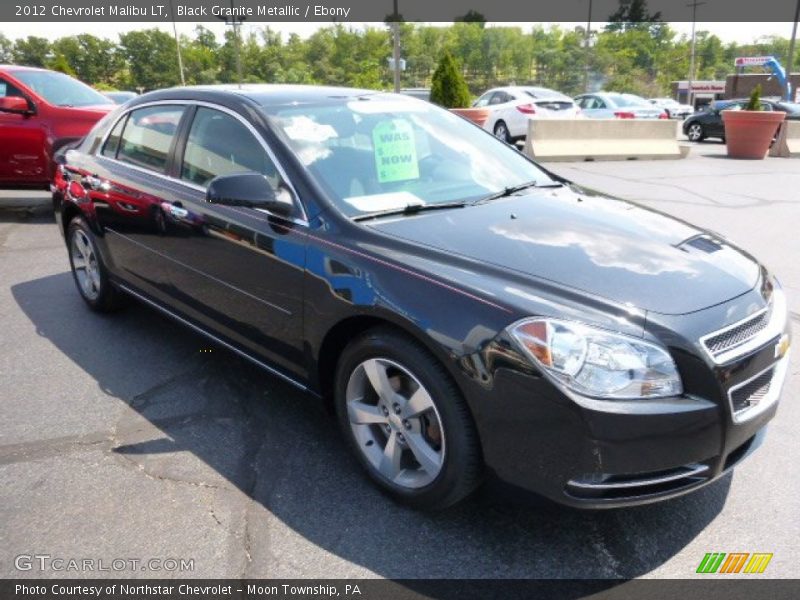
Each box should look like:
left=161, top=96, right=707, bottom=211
left=0, top=78, right=24, bottom=99
left=181, top=107, right=279, bottom=188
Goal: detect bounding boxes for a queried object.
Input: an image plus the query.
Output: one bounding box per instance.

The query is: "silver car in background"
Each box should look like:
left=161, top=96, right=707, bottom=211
left=574, top=92, right=667, bottom=119
left=649, top=97, right=694, bottom=119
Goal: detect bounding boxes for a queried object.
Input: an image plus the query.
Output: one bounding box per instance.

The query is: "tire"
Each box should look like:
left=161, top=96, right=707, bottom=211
left=686, top=122, right=705, bottom=142
left=334, top=327, right=482, bottom=510
left=493, top=120, right=510, bottom=143
left=67, top=216, right=126, bottom=312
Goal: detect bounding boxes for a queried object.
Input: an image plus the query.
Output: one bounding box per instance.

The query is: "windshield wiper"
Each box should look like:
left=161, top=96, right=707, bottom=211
left=353, top=200, right=468, bottom=222
left=473, top=179, right=563, bottom=205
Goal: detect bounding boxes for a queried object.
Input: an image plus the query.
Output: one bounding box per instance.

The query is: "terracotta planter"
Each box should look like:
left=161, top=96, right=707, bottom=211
left=450, top=107, right=491, bottom=128
left=722, top=110, right=785, bottom=159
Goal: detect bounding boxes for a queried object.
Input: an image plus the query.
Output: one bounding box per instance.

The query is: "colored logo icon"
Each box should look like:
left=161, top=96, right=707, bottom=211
left=697, top=552, right=773, bottom=574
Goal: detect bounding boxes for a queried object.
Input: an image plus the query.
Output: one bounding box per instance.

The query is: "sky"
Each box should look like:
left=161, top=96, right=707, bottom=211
left=1, top=21, right=796, bottom=45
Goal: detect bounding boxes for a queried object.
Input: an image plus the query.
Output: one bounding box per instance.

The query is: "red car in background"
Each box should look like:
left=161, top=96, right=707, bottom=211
left=0, top=66, right=114, bottom=188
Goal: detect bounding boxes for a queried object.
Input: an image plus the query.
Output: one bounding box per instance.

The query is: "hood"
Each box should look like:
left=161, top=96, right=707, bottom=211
left=367, top=186, right=760, bottom=315
left=59, top=104, right=115, bottom=118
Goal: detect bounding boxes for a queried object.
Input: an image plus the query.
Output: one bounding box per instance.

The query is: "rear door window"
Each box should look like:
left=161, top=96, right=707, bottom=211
left=117, top=105, right=185, bottom=173
left=101, top=116, right=127, bottom=158
left=474, top=92, right=495, bottom=107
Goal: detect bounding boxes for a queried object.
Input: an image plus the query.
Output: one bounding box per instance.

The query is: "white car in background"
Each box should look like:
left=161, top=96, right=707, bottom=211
left=473, top=86, right=582, bottom=142
left=574, top=92, right=667, bottom=119
left=648, top=97, right=694, bottom=119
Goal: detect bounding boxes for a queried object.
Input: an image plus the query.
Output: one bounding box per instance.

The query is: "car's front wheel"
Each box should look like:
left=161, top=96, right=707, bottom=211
left=686, top=122, right=705, bottom=142
left=334, top=327, right=482, bottom=509
left=67, top=217, right=125, bottom=312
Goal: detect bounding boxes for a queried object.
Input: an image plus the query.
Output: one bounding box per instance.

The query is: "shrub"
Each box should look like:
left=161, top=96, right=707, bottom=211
left=745, top=84, right=763, bottom=111
left=430, top=51, right=471, bottom=108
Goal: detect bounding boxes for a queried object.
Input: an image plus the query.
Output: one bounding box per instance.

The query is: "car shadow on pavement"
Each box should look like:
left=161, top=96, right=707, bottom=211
left=11, top=272, right=731, bottom=585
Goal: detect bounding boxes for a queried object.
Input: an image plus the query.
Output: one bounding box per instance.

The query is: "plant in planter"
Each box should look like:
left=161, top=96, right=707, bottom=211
left=431, top=52, right=490, bottom=127
left=722, top=84, right=785, bottom=159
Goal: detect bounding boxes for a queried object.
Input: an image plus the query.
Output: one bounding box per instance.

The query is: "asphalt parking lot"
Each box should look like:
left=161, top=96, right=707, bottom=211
left=1, top=142, right=798, bottom=582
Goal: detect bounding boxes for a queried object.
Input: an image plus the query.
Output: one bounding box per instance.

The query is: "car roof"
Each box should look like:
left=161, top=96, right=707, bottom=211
left=0, top=64, right=52, bottom=73
left=496, top=86, right=568, bottom=98
left=127, top=84, right=387, bottom=109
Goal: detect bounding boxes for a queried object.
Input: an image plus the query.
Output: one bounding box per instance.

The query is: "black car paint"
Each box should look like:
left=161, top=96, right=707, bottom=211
left=54, top=86, right=787, bottom=508
left=683, top=99, right=800, bottom=140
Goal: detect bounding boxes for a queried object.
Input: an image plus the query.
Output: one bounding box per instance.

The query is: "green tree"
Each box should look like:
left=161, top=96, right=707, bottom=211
left=118, top=29, right=181, bottom=90
left=50, top=34, right=121, bottom=85
left=182, top=28, right=219, bottom=84
left=47, top=53, right=76, bottom=76
left=606, top=0, right=663, bottom=35
left=12, top=36, right=50, bottom=67
left=0, top=33, right=14, bottom=63
left=430, top=51, right=470, bottom=108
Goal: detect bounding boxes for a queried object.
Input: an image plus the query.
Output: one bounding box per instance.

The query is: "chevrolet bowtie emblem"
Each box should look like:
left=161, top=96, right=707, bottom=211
left=775, top=334, right=790, bottom=359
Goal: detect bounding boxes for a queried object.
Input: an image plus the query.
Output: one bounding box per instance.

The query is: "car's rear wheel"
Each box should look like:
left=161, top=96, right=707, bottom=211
left=67, top=217, right=125, bottom=312
left=687, top=122, right=705, bottom=142
left=493, top=120, right=510, bottom=143
left=334, top=327, right=482, bottom=510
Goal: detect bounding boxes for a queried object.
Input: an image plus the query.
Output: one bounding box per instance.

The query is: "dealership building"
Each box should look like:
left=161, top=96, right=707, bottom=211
left=672, top=72, right=800, bottom=108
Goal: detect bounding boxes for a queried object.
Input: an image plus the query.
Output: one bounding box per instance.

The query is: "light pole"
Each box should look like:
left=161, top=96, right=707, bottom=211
left=168, top=0, right=186, bottom=86
left=686, top=0, right=706, bottom=108
left=786, top=0, right=800, bottom=101
left=391, top=0, right=401, bottom=93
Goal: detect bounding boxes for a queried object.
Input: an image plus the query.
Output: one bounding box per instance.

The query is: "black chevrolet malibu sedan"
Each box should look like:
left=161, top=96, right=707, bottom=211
left=53, top=85, right=791, bottom=510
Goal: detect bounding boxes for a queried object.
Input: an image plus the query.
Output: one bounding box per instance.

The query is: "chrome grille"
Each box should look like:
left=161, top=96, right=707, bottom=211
left=702, top=310, right=769, bottom=357
left=730, top=368, right=773, bottom=415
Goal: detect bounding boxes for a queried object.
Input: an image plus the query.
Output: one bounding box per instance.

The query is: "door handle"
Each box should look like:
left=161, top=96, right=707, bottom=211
left=82, top=174, right=110, bottom=192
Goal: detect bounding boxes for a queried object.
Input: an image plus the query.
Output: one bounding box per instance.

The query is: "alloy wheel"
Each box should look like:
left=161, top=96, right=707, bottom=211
left=71, top=229, right=101, bottom=301
left=687, top=123, right=703, bottom=142
left=345, top=357, right=445, bottom=489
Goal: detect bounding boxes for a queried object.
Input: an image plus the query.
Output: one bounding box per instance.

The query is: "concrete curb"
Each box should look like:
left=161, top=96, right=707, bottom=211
left=0, top=191, right=52, bottom=211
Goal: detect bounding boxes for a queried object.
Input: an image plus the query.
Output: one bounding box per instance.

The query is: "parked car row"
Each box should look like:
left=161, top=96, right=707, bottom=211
left=469, top=87, right=687, bottom=141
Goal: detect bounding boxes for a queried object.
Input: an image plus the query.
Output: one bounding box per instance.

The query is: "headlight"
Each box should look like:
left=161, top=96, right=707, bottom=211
left=508, top=318, right=683, bottom=399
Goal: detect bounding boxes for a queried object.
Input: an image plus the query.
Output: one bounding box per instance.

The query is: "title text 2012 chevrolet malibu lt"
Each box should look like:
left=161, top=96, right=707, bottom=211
left=53, top=86, right=791, bottom=509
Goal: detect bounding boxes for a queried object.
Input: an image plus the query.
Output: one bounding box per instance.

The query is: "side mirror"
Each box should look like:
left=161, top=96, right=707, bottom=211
left=206, top=172, right=294, bottom=218
left=0, top=96, right=31, bottom=114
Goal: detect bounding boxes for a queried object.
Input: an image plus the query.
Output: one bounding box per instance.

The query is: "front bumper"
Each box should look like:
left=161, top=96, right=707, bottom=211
left=468, top=310, right=789, bottom=509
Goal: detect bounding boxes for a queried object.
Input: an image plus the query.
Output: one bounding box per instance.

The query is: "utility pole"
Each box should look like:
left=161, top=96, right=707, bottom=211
left=583, top=0, right=593, bottom=93
left=392, top=0, right=401, bottom=93
left=686, top=0, right=706, bottom=109
left=168, top=0, right=186, bottom=86
left=786, top=0, right=800, bottom=101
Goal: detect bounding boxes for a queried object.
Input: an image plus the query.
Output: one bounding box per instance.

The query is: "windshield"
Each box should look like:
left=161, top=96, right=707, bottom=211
left=12, top=70, right=113, bottom=108
left=264, top=95, right=555, bottom=217
left=522, top=88, right=564, bottom=99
